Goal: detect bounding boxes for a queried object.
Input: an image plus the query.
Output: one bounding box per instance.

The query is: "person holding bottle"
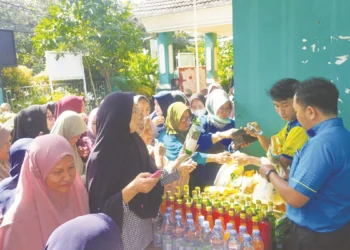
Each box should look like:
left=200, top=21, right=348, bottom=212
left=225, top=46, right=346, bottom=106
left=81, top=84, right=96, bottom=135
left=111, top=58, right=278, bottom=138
left=233, top=78, right=308, bottom=179
left=259, top=78, right=350, bottom=250
left=194, top=89, right=237, bottom=190
left=157, top=102, right=232, bottom=178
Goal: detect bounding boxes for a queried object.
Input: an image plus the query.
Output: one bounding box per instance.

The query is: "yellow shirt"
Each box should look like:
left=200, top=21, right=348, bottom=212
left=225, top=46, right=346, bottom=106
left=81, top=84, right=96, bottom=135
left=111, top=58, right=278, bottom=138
left=269, top=120, right=308, bottom=162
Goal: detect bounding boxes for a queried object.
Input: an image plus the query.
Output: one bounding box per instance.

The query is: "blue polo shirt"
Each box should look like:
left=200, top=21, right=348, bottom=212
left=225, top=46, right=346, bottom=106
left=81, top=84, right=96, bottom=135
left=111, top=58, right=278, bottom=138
left=287, top=118, right=350, bottom=232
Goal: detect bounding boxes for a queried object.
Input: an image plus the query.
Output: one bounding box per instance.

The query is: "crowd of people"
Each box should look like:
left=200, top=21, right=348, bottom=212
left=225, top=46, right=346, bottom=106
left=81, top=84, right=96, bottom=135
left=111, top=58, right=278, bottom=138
left=0, top=78, right=348, bottom=250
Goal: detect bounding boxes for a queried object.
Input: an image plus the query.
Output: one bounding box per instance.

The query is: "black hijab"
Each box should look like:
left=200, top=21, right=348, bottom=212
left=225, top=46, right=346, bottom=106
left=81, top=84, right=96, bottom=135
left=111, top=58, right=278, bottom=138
left=12, top=104, right=49, bottom=143
left=86, top=92, right=163, bottom=230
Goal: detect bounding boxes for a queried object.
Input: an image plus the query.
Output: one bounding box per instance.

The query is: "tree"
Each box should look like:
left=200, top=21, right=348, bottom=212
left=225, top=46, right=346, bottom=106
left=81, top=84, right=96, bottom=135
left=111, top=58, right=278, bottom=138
left=0, top=0, right=58, bottom=71
left=32, top=0, right=143, bottom=93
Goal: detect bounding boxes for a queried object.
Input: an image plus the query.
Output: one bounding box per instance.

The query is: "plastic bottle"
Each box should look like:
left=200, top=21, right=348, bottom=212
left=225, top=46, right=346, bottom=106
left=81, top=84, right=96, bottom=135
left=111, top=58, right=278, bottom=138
left=227, top=229, right=241, bottom=250
left=215, top=219, right=225, bottom=235
left=184, top=117, right=201, bottom=154
left=240, top=213, right=247, bottom=227
left=252, top=216, right=259, bottom=231
left=259, top=211, right=272, bottom=250
left=196, top=215, right=205, bottom=236
left=224, top=223, right=236, bottom=243
left=234, top=205, right=240, bottom=232
left=246, top=209, right=253, bottom=235
left=184, top=219, right=196, bottom=250
left=161, top=213, right=174, bottom=250
left=252, top=230, right=264, bottom=250
left=211, top=225, right=225, bottom=250
left=238, top=226, right=247, bottom=243
left=152, top=212, right=163, bottom=248
left=218, top=207, right=226, bottom=230
left=206, top=206, right=214, bottom=229
left=160, top=195, right=167, bottom=215
left=172, top=215, right=186, bottom=250
left=167, top=207, right=175, bottom=224
left=195, top=203, right=202, bottom=224
left=240, top=234, right=254, bottom=250
left=198, top=221, right=212, bottom=250
left=228, top=210, right=236, bottom=230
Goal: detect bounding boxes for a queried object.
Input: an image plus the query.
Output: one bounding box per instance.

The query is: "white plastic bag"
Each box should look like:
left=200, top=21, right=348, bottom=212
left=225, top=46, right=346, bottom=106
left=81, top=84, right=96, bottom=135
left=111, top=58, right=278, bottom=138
left=214, top=163, right=238, bottom=187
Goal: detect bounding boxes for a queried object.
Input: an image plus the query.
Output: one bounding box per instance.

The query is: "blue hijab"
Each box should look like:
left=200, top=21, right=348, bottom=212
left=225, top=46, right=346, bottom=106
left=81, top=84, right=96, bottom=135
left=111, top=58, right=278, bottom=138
left=45, top=213, right=123, bottom=250
left=151, top=91, right=175, bottom=132
left=0, top=138, right=33, bottom=216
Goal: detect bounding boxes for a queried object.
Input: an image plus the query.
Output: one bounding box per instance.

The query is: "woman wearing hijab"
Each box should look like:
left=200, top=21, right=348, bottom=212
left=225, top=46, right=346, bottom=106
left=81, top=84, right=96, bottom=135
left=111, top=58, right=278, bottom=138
left=140, top=117, right=196, bottom=195
left=134, top=95, right=158, bottom=139
left=150, top=91, right=175, bottom=133
left=207, top=82, right=223, bottom=95
left=47, top=101, right=57, bottom=115
left=12, top=104, right=55, bottom=143
left=54, top=95, right=86, bottom=119
left=0, top=124, right=12, bottom=181
left=51, top=111, right=87, bottom=176
left=193, top=89, right=237, bottom=189
left=0, top=138, right=33, bottom=219
left=172, top=90, right=189, bottom=106
left=86, top=92, right=163, bottom=250
left=79, top=108, right=98, bottom=153
left=0, top=134, right=89, bottom=250
left=45, top=213, right=123, bottom=250
left=190, top=93, right=206, bottom=118
left=158, top=102, right=231, bottom=171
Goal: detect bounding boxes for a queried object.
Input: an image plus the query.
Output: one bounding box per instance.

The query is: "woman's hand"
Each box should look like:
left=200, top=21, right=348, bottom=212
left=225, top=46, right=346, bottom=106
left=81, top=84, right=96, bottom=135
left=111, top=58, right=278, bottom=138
left=178, top=159, right=197, bottom=176
left=177, top=142, right=198, bottom=163
left=154, top=140, right=166, bottom=158
left=214, top=151, right=233, bottom=164
left=152, top=116, right=165, bottom=126
left=231, top=151, right=251, bottom=166
left=131, top=173, right=160, bottom=194
left=77, top=146, right=89, bottom=158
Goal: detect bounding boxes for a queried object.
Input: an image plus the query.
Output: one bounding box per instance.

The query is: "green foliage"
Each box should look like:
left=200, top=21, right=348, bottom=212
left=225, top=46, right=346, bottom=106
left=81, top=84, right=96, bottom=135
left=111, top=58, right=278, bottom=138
left=1, top=66, right=33, bottom=101
left=217, top=41, right=234, bottom=92
left=118, top=52, right=159, bottom=97
left=32, top=0, right=143, bottom=93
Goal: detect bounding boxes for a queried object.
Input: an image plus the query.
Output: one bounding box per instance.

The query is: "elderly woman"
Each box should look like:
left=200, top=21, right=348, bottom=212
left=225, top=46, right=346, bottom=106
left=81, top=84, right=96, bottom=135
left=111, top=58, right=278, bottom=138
left=158, top=102, right=231, bottom=184
left=50, top=111, right=87, bottom=175
left=0, top=124, right=12, bottom=181
left=12, top=104, right=55, bottom=143
left=140, top=117, right=197, bottom=195
left=0, top=138, right=33, bottom=219
left=134, top=95, right=158, bottom=140
left=87, top=92, right=163, bottom=250
left=150, top=91, right=175, bottom=133
left=45, top=213, right=123, bottom=250
left=54, top=95, right=86, bottom=119
left=0, top=134, right=89, bottom=250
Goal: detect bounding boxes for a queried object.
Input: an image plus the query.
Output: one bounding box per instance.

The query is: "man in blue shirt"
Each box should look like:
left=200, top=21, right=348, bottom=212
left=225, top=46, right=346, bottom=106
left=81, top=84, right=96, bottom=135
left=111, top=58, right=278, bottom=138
left=260, top=78, right=350, bottom=250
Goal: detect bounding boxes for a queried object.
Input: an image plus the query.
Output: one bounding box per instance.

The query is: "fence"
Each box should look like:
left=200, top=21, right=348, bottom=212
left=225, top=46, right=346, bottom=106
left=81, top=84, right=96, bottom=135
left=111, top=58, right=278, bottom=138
left=3, top=80, right=106, bottom=113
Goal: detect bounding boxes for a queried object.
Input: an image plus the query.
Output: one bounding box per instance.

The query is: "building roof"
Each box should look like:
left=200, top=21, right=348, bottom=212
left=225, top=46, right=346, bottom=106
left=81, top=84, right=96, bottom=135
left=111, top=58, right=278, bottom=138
left=134, top=0, right=231, bottom=18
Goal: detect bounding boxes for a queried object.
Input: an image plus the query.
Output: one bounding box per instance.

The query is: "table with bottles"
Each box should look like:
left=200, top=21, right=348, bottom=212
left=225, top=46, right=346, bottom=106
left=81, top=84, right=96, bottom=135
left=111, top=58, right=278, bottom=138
left=151, top=185, right=287, bottom=250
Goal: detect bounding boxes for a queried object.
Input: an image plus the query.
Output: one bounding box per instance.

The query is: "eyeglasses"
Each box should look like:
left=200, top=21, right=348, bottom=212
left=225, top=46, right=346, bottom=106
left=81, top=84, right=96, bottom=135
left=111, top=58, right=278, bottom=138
left=180, top=116, right=192, bottom=123
left=46, top=115, right=55, bottom=121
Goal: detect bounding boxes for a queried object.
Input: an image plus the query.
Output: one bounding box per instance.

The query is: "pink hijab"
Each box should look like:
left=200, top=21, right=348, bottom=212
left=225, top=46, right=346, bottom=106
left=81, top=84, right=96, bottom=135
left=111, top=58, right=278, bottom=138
left=0, top=134, right=89, bottom=250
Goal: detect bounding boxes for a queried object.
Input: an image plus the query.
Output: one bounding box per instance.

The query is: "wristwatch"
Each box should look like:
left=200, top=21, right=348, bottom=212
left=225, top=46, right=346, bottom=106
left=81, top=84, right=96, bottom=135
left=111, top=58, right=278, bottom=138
left=265, top=169, right=277, bottom=183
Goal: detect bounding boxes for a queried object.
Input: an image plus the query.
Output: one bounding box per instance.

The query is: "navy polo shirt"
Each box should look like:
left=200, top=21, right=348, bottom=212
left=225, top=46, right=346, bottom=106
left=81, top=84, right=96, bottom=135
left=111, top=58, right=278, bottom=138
left=287, top=118, right=350, bottom=232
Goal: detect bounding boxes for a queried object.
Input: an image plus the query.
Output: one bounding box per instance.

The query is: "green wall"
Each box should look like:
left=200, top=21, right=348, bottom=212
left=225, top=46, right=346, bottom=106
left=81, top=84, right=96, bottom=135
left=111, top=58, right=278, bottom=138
left=233, top=0, right=350, bottom=156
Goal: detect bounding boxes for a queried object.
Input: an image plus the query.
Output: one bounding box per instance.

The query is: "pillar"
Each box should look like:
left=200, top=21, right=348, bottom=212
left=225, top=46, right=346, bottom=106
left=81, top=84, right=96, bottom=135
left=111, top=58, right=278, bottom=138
left=157, top=32, right=174, bottom=91
left=204, top=33, right=218, bottom=84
